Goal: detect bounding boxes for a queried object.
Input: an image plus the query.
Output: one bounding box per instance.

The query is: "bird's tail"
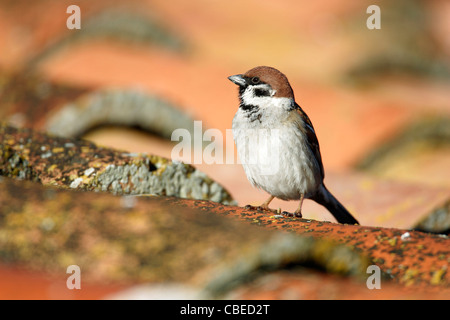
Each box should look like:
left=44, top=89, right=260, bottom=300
left=313, top=184, right=359, bottom=225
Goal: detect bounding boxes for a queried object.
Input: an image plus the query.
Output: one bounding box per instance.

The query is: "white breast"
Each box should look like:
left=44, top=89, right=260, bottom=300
left=232, top=98, right=322, bottom=200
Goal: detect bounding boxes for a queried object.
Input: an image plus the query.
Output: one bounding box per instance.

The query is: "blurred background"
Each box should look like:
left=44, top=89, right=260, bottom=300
left=0, top=0, right=449, bottom=298
left=1, top=0, right=449, bottom=227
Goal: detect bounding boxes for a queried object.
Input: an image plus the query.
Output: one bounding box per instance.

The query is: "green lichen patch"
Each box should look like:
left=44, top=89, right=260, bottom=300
left=0, top=177, right=370, bottom=293
left=44, top=89, right=197, bottom=141
left=0, top=124, right=235, bottom=205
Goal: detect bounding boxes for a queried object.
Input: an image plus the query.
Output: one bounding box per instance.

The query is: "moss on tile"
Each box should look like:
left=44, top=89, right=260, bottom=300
left=0, top=124, right=235, bottom=205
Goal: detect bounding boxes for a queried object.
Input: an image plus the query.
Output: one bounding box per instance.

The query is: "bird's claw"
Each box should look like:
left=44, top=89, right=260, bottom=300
left=282, top=211, right=302, bottom=218
left=245, top=204, right=277, bottom=213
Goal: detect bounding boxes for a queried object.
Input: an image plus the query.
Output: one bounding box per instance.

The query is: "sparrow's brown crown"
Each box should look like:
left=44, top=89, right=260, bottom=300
left=244, top=66, right=294, bottom=99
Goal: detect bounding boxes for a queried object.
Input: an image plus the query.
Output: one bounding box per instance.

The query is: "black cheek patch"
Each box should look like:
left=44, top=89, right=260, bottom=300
left=254, top=88, right=270, bottom=97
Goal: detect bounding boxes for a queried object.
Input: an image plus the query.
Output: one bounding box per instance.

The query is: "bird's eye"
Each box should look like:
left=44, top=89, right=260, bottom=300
left=251, top=77, right=260, bottom=84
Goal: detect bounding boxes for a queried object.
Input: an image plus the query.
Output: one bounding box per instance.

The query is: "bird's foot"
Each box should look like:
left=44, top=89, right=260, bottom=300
left=281, top=210, right=302, bottom=218
left=245, top=204, right=278, bottom=213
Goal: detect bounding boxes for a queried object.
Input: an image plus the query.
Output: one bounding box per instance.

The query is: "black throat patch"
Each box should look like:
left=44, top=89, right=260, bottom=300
left=239, top=103, right=258, bottom=112
left=239, top=103, right=262, bottom=123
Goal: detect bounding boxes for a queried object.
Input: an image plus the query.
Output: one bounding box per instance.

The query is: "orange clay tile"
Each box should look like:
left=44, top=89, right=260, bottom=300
left=160, top=197, right=450, bottom=289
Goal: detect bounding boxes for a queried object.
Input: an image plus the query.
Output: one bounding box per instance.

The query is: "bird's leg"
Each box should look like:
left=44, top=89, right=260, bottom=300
left=245, top=195, right=276, bottom=212
left=282, top=194, right=304, bottom=218
left=293, top=194, right=304, bottom=218
left=260, top=195, right=275, bottom=210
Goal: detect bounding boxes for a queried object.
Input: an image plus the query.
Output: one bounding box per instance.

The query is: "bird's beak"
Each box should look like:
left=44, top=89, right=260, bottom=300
left=228, top=74, right=246, bottom=87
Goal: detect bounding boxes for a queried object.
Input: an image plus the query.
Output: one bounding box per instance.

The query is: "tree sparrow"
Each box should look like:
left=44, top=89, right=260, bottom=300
left=229, top=66, right=359, bottom=225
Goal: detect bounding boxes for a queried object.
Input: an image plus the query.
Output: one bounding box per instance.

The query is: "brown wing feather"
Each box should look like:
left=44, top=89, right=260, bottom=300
left=294, top=103, right=325, bottom=179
